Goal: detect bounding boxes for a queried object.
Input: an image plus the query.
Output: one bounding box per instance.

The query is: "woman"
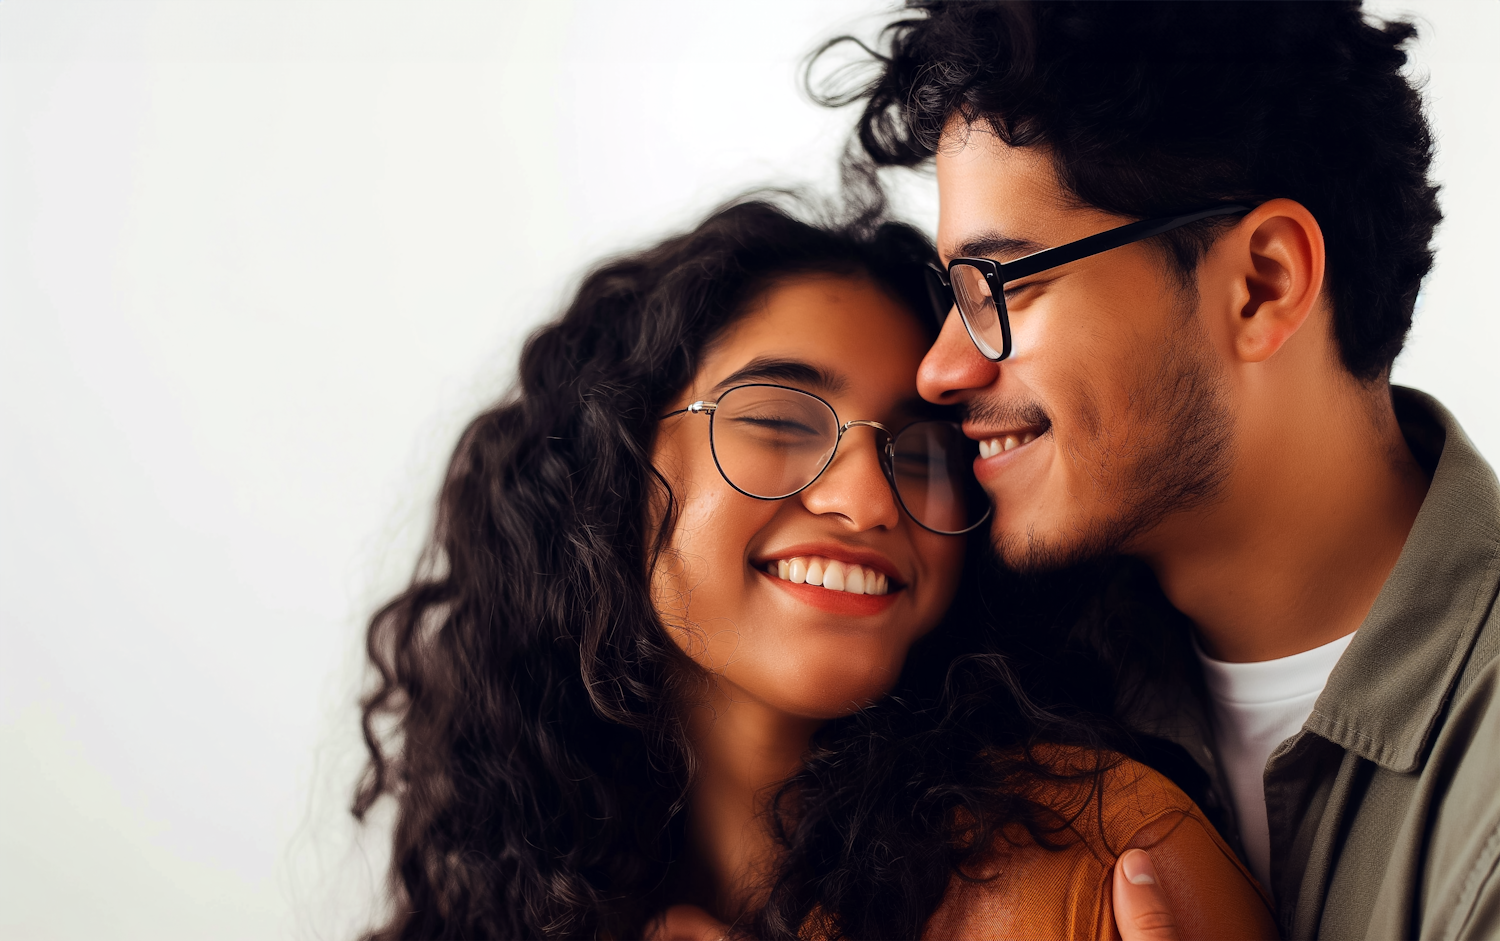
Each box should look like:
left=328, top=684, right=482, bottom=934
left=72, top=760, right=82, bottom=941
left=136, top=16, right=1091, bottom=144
left=354, top=198, right=1275, bottom=939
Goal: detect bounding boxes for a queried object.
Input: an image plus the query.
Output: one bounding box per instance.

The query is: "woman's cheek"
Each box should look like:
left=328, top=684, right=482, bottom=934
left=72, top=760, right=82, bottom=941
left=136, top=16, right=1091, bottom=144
left=654, top=483, right=779, bottom=660
left=913, top=534, right=966, bottom=630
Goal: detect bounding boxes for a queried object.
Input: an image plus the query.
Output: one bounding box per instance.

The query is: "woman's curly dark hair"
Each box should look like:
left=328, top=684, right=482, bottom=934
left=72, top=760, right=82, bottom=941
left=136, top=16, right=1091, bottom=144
left=755, top=552, right=1202, bottom=940
left=353, top=196, right=1161, bottom=939
left=810, top=0, right=1443, bottom=381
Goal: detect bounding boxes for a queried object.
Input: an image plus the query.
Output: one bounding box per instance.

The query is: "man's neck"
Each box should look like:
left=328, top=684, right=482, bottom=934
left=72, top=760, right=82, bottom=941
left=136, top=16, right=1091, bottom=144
left=1141, top=383, right=1429, bottom=663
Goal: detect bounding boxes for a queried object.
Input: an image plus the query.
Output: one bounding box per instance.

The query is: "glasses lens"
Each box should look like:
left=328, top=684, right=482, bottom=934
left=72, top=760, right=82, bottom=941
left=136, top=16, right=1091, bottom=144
left=890, top=421, right=991, bottom=534
left=949, top=264, right=1007, bottom=360
left=710, top=385, right=839, bottom=499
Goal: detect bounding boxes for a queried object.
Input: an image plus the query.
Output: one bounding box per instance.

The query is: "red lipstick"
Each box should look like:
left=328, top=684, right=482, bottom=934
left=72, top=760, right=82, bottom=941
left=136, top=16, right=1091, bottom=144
left=760, top=569, right=901, bottom=615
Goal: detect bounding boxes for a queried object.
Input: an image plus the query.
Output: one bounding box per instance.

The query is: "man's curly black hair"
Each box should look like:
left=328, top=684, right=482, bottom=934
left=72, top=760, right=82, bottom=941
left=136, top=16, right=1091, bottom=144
left=813, top=0, right=1442, bottom=381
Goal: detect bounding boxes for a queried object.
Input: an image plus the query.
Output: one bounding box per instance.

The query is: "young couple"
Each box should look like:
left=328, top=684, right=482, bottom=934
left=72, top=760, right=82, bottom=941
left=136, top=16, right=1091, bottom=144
left=355, top=3, right=1499, bottom=939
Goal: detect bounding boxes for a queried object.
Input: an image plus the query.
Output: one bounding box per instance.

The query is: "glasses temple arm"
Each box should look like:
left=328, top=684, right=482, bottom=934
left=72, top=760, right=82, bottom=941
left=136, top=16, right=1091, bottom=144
left=996, top=205, right=1252, bottom=282
left=658, top=401, right=717, bottom=420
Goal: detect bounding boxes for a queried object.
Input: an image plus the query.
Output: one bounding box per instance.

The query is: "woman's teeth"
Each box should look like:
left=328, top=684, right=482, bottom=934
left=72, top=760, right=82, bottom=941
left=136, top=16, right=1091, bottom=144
left=977, top=431, right=1037, bottom=459
left=766, top=556, right=891, bottom=596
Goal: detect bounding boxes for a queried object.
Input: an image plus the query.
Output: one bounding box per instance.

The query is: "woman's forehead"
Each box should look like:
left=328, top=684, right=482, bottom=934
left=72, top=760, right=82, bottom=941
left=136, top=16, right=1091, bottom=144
left=697, top=352, right=940, bottom=424
left=699, top=274, right=930, bottom=398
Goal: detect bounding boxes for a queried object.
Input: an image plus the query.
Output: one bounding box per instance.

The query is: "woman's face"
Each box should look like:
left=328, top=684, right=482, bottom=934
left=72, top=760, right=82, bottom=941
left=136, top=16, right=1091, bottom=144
left=651, top=274, right=966, bottom=720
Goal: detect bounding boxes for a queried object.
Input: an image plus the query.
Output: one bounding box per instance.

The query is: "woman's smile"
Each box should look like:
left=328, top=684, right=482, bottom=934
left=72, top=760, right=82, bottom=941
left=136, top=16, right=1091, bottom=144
left=760, top=569, right=901, bottom=615
left=768, top=558, right=893, bottom=597
left=754, top=542, right=903, bottom=615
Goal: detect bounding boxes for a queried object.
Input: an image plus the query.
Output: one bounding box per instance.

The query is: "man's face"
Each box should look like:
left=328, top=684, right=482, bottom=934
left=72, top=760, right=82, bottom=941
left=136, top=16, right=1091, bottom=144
left=923, top=127, right=1233, bottom=572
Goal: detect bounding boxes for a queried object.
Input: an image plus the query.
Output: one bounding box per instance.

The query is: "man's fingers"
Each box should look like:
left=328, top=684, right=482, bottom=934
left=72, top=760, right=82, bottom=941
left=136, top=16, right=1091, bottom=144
left=1113, top=848, right=1182, bottom=941
left=644, top=903, right=732, bottom=941
left=652, top=855, right=1180, bottom=941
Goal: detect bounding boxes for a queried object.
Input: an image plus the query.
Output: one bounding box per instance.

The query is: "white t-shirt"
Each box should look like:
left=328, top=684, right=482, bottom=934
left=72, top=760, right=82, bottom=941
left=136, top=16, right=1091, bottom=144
left=1194, top=631, right=1356, bottom=899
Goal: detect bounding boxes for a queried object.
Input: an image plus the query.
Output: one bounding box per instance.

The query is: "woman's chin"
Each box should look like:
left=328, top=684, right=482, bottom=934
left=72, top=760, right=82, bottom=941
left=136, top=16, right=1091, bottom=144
left=759, top=665, right=903, bottom=721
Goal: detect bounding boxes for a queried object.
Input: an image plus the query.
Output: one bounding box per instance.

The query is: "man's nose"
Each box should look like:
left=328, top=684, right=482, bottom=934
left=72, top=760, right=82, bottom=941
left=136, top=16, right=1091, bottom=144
left=798, top=428, right=901, bottom=531
left=917, top=308, right=1002, bottom=405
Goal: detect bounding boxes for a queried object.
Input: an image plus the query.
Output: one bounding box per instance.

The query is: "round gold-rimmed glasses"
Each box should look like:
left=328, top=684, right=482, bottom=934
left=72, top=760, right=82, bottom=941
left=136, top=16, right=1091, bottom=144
left=663, top=383, right=990, bottom=535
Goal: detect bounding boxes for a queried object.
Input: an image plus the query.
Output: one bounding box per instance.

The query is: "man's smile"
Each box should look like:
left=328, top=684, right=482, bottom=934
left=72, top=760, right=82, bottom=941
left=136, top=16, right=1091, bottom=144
left=966, top=415, right=1051, bottom=461
left=976, top=429, right=1040, bottom=459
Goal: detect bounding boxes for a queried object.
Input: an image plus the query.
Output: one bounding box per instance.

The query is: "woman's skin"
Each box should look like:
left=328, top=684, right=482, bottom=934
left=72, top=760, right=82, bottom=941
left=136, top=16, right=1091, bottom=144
left=649, top=273, right=965, bottom=923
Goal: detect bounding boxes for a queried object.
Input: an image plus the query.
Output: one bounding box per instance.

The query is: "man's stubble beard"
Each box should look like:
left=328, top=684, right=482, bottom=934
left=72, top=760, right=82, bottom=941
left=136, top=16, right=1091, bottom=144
left=988, top=292, right=1235, bottom=575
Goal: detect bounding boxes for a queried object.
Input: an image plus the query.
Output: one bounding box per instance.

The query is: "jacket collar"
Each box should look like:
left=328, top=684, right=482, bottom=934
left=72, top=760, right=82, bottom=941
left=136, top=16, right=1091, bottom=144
left=1305, top=387, right=1500, bottom=773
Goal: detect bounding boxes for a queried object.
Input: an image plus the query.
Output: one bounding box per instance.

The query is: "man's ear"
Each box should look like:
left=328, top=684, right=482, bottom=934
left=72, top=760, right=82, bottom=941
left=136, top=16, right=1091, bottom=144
left=1214, top=198, right=1326, bottom=364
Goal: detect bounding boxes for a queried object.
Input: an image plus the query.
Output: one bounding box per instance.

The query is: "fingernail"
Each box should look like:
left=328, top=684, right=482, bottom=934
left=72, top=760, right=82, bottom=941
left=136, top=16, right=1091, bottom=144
left=1123, top=849, right=1157, bottom=886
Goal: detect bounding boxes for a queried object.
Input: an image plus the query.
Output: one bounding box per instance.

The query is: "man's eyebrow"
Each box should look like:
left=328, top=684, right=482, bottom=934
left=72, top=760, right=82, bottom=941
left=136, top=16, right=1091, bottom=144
left=947, top=233, right=1048, bottom=263
left=708, top=356, right=850, bottom=396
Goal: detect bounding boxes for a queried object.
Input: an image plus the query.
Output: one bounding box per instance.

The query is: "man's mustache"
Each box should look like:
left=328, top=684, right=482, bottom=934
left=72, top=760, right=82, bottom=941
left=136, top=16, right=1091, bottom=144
left=958, top=396, right=1051, bottom=432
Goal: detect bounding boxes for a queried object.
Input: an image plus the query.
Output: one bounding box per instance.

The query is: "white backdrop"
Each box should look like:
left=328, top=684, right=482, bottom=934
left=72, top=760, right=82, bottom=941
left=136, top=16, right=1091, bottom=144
left=1, top=2, right=1495, bottom=938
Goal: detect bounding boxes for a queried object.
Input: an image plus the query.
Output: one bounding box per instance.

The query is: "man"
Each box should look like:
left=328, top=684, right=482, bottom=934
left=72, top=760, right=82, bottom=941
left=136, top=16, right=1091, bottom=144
left=834, top=2, right=1497, bottom=938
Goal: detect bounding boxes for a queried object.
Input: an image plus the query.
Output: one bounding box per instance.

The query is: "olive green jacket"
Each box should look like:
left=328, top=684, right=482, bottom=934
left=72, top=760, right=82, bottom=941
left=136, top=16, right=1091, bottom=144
left=1154, top=388, right=1500, bottom=940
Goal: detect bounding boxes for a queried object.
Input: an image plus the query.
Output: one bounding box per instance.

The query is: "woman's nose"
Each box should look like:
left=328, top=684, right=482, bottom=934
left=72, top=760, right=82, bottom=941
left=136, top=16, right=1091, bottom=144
left=917, top=308, right=1002, bottom=405
left=798, top=428, right=901, bottom=530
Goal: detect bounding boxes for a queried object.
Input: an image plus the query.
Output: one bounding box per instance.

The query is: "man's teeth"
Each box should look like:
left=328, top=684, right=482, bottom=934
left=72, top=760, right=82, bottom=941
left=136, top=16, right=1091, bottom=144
left=768, top=557, right=891, bottom=596
left=977, top=431, right=1037, bottom=459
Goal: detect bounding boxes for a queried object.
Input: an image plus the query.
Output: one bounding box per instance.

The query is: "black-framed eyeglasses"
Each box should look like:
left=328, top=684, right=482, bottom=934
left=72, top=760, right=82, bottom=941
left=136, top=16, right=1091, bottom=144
left=662, top=383, right=991, bottom=535
left=925, top=204, right=1252, bottom=361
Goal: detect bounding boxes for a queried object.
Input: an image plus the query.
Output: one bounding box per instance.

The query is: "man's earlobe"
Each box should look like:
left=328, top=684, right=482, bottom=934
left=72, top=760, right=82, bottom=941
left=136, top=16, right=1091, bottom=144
left=1230, top=199, right=1326, bottom=364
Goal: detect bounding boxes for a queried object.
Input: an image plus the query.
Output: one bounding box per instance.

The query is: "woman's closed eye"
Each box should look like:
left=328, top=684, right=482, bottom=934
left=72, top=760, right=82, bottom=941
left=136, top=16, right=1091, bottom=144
left=732, top=414, right=822, bottom=433
left=727, top=415, right=828, bottom=446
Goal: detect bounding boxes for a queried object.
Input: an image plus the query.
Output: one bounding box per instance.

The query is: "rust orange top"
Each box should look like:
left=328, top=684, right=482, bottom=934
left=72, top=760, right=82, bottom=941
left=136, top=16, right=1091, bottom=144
left=920, top=753, right=1278, bottom=940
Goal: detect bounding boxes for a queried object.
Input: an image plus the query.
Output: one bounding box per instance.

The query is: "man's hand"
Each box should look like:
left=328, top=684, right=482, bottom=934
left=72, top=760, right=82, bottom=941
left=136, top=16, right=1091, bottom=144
left=645, top=852, right=1182, bottom=941
left=648, top=851, right=1181, bottom=941
left=644, top=903, right=732, bottom=941
left=1113, top=849, right=1182, bottom=941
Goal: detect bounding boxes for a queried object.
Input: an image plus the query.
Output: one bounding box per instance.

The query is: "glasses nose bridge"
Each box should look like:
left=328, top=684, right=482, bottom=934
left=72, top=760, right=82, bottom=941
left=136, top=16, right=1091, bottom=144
left=829, top=419, right=896, bottom=474
left=837, top=419, right=895, bottom=451
left=839, top=418, right=891, bottom=436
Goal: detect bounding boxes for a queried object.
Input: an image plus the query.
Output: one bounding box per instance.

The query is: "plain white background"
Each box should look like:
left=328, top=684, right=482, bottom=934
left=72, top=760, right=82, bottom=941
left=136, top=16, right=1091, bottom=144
left=1, top=2, right=1494, bottom=938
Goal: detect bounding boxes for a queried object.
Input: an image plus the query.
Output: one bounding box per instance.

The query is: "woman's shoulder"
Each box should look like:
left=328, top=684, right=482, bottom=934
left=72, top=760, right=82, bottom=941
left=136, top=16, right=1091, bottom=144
left=1028, top=747, right=1205, bottom=852
left=922, top=747, right=1275, bottom=940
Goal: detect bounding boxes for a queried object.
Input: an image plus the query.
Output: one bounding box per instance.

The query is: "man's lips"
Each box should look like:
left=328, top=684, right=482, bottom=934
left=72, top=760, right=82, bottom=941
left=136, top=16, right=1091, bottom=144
left=966, top=422, right=1049, bottom=460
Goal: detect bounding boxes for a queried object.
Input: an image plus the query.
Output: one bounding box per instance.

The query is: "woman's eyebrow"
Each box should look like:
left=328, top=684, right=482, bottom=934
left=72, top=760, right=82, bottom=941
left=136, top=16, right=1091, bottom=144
left=709, top=357, right=850, bottom=396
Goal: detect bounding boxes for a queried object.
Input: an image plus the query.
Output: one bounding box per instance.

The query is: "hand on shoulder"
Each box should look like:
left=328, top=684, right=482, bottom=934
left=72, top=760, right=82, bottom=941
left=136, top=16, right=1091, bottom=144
left=1106, top=761, right=1279, bottom=941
